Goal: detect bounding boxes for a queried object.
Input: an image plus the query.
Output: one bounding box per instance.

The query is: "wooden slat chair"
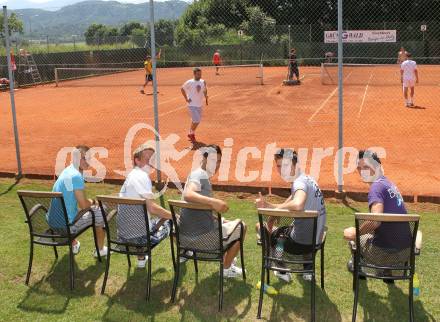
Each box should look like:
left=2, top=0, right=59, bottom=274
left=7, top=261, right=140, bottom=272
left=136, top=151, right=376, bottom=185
left=256, top=208, right=324, bottom=321
left=17, top=190, right=102, bottom=290
left=351, top=213, right=421, bottom=322
left=97, top=195, right=173, bottom=301
left=168, top=200, right=246, bottom=311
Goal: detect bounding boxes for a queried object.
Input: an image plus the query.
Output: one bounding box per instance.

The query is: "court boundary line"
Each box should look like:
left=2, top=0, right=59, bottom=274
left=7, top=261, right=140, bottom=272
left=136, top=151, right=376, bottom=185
left=308, top=71, right=353, bottom=123
left=357, top=73, right=374, bottom=120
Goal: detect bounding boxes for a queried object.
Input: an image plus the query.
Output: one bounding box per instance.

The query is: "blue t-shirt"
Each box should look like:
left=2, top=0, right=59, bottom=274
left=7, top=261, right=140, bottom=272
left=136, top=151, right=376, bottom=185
left=47, top=165, right=85, bottom=228
left=368, top=176, right=411, bottom=249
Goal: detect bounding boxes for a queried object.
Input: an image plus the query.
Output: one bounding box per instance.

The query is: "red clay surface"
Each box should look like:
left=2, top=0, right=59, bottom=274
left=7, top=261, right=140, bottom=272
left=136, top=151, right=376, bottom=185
left=1, top=65, right=439, bottom=196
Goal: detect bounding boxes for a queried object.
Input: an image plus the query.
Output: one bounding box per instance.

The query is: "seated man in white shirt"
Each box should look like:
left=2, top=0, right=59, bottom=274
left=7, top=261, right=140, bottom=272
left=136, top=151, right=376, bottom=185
left=119, top=144, right=172, bottom=268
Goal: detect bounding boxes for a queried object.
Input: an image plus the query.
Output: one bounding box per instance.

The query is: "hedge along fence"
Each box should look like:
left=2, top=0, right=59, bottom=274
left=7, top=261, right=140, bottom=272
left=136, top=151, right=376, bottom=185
left=0, top=40, right=439, bottom=87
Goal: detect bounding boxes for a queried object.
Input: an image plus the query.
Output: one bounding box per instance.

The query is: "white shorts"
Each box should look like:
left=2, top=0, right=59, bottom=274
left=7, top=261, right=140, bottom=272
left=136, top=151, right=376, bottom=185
left=403, top=79, right=415, bottom=88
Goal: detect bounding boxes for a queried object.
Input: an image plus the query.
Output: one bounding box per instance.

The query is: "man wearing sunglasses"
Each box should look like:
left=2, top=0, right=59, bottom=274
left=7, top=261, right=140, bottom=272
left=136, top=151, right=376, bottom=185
left=343, top=150, right=410, bottom=284
left=255, top=148, right=327, bottom=282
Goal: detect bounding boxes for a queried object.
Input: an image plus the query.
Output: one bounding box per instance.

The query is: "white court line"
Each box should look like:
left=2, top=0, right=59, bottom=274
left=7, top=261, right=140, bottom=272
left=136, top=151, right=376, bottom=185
left=308, top=70, right=353, bottom=122
left=357, top=74, right=373, bottom=120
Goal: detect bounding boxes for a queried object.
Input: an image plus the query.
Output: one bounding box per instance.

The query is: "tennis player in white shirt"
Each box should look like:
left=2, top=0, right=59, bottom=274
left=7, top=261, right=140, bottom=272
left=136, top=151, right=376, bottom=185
left=400, top=52, right=419, bottom=108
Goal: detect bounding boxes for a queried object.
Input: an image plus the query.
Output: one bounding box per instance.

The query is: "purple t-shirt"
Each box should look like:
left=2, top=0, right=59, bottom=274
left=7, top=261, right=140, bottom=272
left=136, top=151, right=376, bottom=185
left=368, top=176, right=411, bottom=249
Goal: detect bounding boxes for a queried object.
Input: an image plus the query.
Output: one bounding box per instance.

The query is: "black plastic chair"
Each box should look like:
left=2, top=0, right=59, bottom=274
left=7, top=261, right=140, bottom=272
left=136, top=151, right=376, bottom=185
left=97, top=195, right=172, bottom=301
left=257, top=208, right=323, bottom=321
left=351, top=213, right=421, bottom=322
left=17, top=190, right=102, bottom=290
left=168, top=199, right=246, bottom=311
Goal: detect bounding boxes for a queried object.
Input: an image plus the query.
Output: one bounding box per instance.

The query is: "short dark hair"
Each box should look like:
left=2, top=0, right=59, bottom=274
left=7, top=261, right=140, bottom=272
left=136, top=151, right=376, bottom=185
left=274, top=148, right=297, bottom=164
left=75, top=145, right=90, bottom=155
left=193, top=67, right=202, bottom=73
left=203, top=144, right=222, bottom=158
left=358, top=150, right=381, bottom=165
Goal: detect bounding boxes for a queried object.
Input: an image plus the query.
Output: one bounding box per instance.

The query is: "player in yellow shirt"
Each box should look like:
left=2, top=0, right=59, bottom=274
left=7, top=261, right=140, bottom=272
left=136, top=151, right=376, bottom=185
left=140, top=49, right=161, bottom=94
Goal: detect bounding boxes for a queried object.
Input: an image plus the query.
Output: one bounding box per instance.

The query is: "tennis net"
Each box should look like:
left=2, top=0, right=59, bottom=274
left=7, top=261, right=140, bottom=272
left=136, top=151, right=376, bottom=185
left=321, top=62, right=440, bottom=86
left=54, top=64, right=264, bottom=87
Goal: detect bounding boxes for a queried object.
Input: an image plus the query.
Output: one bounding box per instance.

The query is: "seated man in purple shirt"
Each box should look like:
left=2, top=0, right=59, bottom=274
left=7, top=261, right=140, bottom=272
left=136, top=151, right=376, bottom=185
left=344, top=150, right=411, bottom=283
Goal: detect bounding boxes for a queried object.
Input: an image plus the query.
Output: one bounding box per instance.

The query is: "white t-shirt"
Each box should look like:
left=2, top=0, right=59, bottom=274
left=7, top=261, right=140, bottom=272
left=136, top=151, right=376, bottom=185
left=118, top=167, right=156, bottom=237
left=182, top=79, right=206, bottom=108
left=401, top=60, right=417, bottom=81
left=290, top=173, right=327, bottom=245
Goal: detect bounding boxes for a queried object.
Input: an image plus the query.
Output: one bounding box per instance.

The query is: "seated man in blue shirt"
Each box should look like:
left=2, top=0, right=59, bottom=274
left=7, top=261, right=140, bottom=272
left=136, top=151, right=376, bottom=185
left=48, top=145, right=107, bottom=257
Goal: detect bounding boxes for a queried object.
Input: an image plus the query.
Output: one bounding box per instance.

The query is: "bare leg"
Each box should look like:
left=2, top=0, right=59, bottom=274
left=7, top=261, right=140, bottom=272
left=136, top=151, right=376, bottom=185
left=410, top=87, right=415, bottom=105
left=224, top=225, right=247, bottom=268
left=95, top=227, right=106, bottom=250
left=403, top=87, right=409, bottom=105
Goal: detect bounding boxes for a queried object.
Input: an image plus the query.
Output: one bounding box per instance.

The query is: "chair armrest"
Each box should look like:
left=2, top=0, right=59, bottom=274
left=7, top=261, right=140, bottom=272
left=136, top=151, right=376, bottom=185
left=415, top=230, right=422, bottom=255
left=321, top=226, right=328, bottom=244
left=28, top=203, right=48, bottom=218
left=71, top=207, right=93, bottom=225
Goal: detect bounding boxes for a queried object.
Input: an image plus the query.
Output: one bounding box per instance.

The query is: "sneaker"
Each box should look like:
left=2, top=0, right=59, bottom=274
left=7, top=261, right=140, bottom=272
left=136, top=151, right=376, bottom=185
left=274, top=270, right=292, bottom=283
left=72, top=240, right=80, bottom=255
left=93, top=246, right=108, bottom=258
left=179, top=250, right=194, bottom=263
left=223, top=264, right=243, bottom=278
left=302, top=273, right=313, bottom=282
left=137, top=256, right=149, bottom=268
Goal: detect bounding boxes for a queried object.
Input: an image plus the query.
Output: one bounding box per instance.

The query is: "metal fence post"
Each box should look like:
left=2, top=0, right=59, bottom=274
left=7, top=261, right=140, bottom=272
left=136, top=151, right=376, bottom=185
left=149, top=0, right=165, bottom=206
left=337, top=0, right=344, bottom=193
left=3, top=6, right=23, bottom=178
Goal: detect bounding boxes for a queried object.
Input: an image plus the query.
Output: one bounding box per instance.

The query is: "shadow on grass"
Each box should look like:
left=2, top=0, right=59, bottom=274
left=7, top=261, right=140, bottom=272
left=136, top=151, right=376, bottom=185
left=17, top=254, right=104, bottom=314
left=101, top=263, right=176, bottom=322
left=0, top=178, right=21, bottom=196
left=357, top=280, right=436, bottom=321
left=262, top=275, right=342, bottom=322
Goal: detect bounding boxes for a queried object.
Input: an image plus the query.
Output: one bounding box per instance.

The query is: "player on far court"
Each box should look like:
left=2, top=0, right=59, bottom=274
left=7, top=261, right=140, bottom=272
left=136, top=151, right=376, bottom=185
left=140, top=49, right=161, bottom=94
left=181, top=67, right=208, bottom=143
left=400, top=52, right=419, bottom=108
left=213, top=50, right=222, bottom=75
left=288, top=48, right=300, bottom=82
left=397, top=47, right=408, bottom=64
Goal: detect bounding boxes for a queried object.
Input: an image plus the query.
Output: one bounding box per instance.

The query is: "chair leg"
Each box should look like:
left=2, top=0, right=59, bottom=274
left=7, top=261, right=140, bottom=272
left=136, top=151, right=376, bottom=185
left=25, top=241, right=34, bottom=285
left=409, top=277, right=415, bottom=322
left=126, top=246, right=131, bottom=267
left=170, top=235, right=176, bottom=272
left=92, top=226, right=102, bottom=263
left=352, top=274, right=360, bottom=322
left=257, top=265, right=266, bottom=319
left=101, top=251, right=111, bottom=294
left=311, top=273, right=316, bottom=322
left=146, top=254, right=152, bottom=302
left=171, top=257, right=180, bottom=302
left=193, top=251, right=198, bottom=274
left=53, top=246, right=58, bottom=259
left=218, top=261, right=224, bottom=312
left=320, top=246, right=325, bottom=290
left=69, top=244, right=75, bottom=290
left=266, top=266, right=270, bottom=285
left=239, top=238, right=246, bottom=281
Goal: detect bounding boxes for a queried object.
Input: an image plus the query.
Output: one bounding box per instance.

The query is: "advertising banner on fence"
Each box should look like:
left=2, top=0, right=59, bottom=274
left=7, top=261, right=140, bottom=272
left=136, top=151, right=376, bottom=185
left=324, top=30, right=397, bottom=43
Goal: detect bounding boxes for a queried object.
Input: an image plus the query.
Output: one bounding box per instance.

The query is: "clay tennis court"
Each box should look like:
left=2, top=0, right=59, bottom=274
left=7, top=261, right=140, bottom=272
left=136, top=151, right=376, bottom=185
left=0, top=64, right=439, bottom=196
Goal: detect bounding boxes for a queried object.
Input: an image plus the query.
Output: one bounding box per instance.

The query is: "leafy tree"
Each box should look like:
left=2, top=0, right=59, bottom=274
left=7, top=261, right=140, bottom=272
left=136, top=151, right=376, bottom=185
left=240, top=6, right=275, bottom=43
left=0, top=12, right=24, bottom=37
left=120, top=22, right=143, bottom=37
left=155, top=19, right=176, bottom=46
left=84, top=23, right=107, bottom=45
left=131, top=28, right=148, bottom=48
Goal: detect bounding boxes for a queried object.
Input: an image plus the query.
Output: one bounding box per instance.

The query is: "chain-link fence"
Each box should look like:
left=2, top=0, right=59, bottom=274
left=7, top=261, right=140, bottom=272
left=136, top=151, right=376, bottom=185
left=1, top=1, right=439, bottom=198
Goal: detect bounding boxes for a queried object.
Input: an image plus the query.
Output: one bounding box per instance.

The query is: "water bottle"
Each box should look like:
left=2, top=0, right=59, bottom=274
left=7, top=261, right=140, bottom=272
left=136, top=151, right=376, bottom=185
left=413, top=273, right=420, bottom=296
left=275, top=238, right=285, bottom=256
left=256, top=281, right=278, bottom=295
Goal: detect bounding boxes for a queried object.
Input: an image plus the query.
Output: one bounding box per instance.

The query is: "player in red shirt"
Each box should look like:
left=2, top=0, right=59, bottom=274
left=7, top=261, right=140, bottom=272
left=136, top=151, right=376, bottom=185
left=212, top=50, right=222, bottom=75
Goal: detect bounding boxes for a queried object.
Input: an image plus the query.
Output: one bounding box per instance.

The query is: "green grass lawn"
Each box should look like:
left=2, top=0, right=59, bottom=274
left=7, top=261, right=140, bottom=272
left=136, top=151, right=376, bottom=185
left=0, top=178, right=438, bottom=321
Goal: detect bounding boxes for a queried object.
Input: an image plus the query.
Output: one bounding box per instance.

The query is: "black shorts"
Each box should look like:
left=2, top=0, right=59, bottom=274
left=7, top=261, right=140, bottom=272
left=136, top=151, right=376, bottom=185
left=145, top=74, right=153, bottom=81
